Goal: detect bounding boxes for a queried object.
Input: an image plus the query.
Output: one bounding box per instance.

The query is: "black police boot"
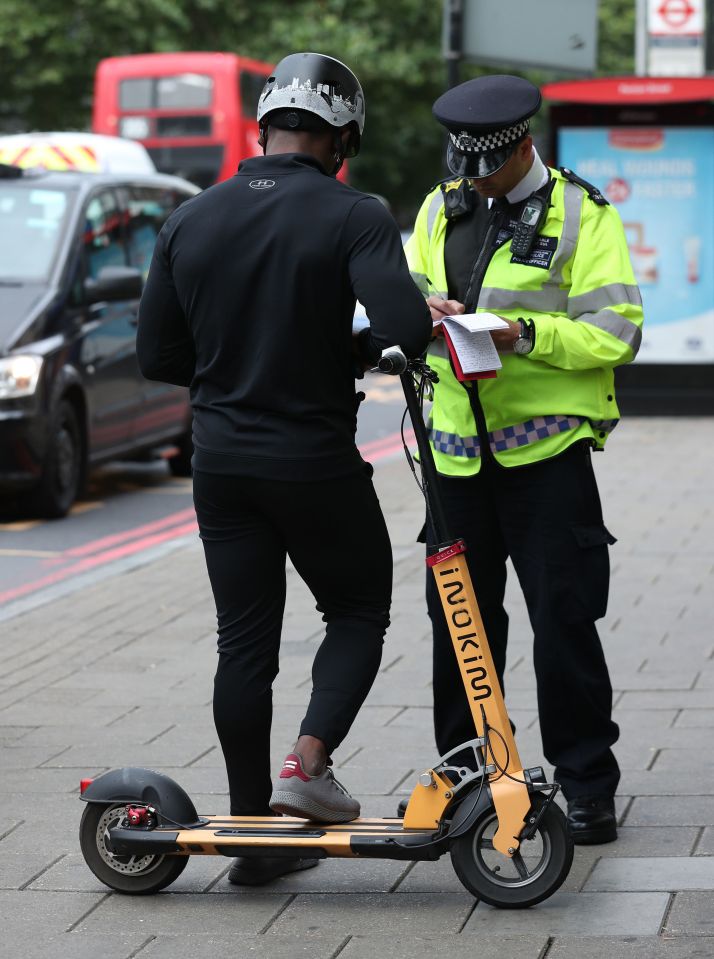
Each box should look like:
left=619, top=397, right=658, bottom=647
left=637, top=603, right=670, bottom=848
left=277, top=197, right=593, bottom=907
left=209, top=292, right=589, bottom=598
left=228, top=856, right=319, bottom=886
left=566, top=796, right=617, bottom=845
left=396, top=797, right=408, bottom=818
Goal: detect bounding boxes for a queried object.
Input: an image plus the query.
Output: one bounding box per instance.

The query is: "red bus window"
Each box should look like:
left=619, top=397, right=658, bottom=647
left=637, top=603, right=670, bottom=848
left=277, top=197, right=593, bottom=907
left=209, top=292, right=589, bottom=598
left=157, top=74, right=213, bottom=109
left=119, top=79, right=153, bottom=110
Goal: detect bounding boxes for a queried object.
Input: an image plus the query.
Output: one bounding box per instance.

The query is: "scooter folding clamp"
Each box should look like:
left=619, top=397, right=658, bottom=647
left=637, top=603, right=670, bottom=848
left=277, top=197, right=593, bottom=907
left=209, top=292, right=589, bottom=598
left=431, top=738, right=495, bottom=797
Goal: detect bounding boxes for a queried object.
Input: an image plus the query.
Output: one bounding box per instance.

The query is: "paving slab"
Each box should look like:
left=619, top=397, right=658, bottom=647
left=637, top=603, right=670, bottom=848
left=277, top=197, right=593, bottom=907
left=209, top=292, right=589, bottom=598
left=584, top=857, right=714, bottom=892
left=547, top=936, right=714, bottom=958
left=625, top=798, right=714, bottom=828
left=75, top=892, right=291, bottom=936
left=673, top=711, right=714, bottom=729
left=618, top=770, right=714, bottom=796
left=139, top=934, right=348, bottom=959
left=339, top=934, right=549, bottom=959
left=0, top=889, right=107, bottom=936
left=662, top=891, right=714, bottom=937
left=0, top=931, right=150, bottom=959
left=694, top=828, right=714, bottom=856
left=269, top=892, right=474, bottom=936
left=463, top=892, right=670, bottom=936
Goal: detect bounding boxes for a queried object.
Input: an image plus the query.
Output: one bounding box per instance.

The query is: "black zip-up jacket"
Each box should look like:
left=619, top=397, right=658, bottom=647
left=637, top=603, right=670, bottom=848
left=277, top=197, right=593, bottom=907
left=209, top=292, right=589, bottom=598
left=137, top=153, right=431, bottom=480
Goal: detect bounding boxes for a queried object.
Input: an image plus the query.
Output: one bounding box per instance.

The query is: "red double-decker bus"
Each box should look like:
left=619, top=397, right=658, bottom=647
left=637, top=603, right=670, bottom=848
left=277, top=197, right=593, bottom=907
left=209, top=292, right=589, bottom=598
left=92, top=52, right=273, bottom=189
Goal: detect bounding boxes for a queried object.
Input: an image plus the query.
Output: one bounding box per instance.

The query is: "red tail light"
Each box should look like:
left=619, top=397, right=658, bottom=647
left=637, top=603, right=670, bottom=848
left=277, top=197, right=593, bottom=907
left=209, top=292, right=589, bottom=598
left=80, top=778, right=93, bottom=794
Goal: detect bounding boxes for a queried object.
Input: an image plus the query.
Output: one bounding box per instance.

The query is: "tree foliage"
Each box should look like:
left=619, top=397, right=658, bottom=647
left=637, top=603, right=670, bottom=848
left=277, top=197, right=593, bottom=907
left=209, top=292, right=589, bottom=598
left=0, top=0, right=637, bottom=220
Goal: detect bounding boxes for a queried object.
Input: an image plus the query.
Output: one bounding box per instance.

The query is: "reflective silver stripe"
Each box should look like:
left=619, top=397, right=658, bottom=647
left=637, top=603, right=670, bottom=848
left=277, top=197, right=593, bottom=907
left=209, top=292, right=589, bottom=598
left=429, top=429, right=481, bottom=458
left=489, top=416, right=583, bottom=453
left=410, top=271, right=429, bottom=295
left=427, top=338, right=449, bottom=359
left=429, top=416, right=584, bottom=459
left=568, top=284, right=642, bottom=316
left=426, top=191, right=445, bottom=237
left=549, top=181, right=583, bottom=287
left=575, top=310, right=642, bottom=353
left=591, top=418, right=619, bottom=433
left=479, top=286, right=568, bottom=314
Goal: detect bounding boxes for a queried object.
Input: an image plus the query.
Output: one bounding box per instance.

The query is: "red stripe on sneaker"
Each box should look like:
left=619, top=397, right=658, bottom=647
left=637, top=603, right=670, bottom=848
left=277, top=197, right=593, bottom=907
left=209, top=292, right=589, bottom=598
left=279, top=753, right=310, bottom=781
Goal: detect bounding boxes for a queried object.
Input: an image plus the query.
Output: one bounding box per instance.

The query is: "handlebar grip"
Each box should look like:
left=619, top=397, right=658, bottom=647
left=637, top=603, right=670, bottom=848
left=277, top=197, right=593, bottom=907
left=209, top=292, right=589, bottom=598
left=378, top=346, right=408, bottom=375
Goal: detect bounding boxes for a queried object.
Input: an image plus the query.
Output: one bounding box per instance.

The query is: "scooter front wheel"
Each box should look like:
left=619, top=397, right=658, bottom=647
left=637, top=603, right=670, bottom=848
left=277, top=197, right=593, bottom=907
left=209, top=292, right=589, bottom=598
left=450, top=792, right=573, bottom=908
left=79, top=802, right=187, bottom=895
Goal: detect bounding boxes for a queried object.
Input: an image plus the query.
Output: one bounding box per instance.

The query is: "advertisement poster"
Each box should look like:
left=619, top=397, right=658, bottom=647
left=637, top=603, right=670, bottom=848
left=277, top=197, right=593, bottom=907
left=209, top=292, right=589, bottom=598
left=559, top=127, right=714, bottom=363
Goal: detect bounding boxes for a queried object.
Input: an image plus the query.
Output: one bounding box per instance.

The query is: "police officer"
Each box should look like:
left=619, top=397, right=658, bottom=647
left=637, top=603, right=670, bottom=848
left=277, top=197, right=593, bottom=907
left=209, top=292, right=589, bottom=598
left=404, top=75, right=644, bottom=844
left=137, top=52, right=432, bottom=884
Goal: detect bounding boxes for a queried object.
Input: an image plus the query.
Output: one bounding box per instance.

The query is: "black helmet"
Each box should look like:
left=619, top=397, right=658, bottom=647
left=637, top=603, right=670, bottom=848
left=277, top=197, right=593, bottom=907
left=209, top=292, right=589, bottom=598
left=257, top=52, right=365, bottom=158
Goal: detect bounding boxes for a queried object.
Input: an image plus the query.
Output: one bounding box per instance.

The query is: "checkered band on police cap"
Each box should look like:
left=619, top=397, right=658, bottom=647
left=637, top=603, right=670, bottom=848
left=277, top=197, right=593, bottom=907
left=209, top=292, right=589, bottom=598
left=450, top=118, right=530, bottom=155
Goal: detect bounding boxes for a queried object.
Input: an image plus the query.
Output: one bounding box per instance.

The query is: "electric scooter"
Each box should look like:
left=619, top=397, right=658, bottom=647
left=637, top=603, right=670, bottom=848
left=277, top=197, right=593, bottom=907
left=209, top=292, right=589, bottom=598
left=78, top=351, right=574, bottom=909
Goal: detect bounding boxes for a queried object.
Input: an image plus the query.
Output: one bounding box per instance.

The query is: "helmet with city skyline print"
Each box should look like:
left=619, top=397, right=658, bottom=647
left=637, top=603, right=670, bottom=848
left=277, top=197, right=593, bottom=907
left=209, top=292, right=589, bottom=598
left=257, top=52, right=365, bottom=160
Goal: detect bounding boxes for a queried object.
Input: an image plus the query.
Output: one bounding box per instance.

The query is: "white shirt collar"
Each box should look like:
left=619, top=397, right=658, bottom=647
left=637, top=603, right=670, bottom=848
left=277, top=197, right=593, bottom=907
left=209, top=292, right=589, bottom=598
left=506, top=147, right=549, bottom=203
left=487, top=148, right=549, bottom=207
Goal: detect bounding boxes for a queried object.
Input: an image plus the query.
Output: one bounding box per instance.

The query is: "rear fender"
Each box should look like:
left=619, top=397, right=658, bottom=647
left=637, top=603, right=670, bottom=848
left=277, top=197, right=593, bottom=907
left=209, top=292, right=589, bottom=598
left=80, top=767, right=199, bottom=826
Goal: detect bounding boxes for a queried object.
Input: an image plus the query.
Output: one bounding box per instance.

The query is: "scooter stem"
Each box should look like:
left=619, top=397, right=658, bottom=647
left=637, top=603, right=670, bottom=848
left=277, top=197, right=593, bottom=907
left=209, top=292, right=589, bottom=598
left=399, top=366, right=531, bottom=856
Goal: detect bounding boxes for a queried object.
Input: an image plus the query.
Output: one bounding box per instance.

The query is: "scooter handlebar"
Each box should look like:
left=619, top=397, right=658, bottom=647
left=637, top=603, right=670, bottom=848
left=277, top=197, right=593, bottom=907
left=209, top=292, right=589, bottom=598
left=377, top=345, right=408, bottom=375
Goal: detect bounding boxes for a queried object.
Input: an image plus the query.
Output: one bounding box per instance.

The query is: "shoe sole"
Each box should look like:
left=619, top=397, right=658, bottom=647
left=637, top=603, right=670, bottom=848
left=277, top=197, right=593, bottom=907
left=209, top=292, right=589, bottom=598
left=269, top=789, right=359, bottom=824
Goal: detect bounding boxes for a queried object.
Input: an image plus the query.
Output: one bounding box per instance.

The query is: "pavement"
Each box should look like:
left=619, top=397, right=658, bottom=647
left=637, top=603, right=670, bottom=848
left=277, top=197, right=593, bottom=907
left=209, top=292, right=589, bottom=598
left=1, top=415, right=713, bottom=959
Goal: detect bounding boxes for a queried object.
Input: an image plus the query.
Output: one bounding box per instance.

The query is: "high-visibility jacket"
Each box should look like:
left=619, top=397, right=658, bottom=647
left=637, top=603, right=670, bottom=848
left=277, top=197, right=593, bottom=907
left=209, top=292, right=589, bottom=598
left=405, top=168, right=644, bottom=476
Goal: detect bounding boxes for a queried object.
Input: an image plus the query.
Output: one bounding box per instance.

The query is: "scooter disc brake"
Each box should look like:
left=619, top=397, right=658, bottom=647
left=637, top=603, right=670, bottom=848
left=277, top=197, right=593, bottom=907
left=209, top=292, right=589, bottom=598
left=95, top=805, right=163, bottom=876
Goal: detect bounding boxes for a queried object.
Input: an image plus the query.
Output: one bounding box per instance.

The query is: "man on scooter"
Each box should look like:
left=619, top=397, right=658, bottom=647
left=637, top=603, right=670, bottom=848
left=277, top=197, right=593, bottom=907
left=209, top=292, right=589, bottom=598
left=137, top=52, right=432, bottom=884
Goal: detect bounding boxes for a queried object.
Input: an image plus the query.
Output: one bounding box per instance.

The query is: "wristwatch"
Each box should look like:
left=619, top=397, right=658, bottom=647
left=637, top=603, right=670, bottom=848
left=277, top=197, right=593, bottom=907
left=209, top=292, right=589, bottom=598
left=513, top=317, right=535, bottom=355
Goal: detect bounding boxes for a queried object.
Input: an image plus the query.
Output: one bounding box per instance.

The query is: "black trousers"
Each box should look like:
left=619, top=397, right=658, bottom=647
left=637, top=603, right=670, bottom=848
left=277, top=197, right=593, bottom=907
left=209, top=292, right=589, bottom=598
left=427, top=441, right=621, bottom=800
left=193, top=469, right=392, bottom=815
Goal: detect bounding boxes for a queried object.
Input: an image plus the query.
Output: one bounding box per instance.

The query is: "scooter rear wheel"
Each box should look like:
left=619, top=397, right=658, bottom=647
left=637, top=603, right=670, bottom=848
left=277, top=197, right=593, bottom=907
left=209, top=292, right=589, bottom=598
left=79, top=802, right=188, bottom=894
left=450, top=793, right=573, bottom=908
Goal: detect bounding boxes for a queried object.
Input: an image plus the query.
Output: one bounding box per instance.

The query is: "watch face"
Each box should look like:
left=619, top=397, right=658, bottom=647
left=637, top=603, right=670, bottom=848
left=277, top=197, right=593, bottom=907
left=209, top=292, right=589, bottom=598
left=514, top=336, right=532, bottom=355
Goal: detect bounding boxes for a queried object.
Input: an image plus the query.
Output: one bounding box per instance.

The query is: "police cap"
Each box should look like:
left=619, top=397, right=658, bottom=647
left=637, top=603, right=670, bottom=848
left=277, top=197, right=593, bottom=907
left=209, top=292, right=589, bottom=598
left=433, top=75, right=541, bottom=179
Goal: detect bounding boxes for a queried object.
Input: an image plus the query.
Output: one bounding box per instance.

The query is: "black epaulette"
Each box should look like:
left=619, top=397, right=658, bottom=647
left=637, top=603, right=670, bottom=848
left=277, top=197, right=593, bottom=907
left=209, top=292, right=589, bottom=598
left=559, top=167, right=609, bottom=206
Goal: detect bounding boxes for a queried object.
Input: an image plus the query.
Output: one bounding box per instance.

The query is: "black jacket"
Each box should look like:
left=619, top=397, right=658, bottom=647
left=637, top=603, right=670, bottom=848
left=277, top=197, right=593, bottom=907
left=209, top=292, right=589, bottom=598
left=137, top=153, right=431, bottom=480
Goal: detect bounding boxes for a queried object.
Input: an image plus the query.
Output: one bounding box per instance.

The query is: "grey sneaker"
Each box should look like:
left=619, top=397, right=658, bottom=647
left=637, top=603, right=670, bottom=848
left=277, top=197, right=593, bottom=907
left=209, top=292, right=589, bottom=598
left=269, top=753, right=360, bottom=823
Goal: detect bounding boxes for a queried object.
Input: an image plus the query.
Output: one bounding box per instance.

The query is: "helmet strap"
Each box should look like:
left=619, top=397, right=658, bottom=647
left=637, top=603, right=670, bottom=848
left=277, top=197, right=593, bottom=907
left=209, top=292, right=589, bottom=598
left=331, top=131, right=345, bottom=177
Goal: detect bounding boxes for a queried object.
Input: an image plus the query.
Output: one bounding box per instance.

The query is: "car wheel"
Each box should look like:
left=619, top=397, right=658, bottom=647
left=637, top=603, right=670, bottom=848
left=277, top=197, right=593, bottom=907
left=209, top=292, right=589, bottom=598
left=30, top=398, right=84, bottom=518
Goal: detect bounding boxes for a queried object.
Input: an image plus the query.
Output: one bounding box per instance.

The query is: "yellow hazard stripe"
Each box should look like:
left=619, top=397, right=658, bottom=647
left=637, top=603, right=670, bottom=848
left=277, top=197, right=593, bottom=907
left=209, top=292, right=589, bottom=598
left=0, top=142, right=100, bottom=171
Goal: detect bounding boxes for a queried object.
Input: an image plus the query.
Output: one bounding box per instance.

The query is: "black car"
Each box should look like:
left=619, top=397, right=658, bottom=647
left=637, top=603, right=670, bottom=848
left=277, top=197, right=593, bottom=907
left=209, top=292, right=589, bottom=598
left=0, top=164, right=199, bottom=517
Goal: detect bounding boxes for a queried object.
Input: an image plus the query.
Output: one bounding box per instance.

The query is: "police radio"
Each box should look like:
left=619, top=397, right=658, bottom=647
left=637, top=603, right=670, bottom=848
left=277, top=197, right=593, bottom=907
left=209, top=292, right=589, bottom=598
left=510, top=178, right=556, bottom=258
left=510, top=195, right=548, bottom=258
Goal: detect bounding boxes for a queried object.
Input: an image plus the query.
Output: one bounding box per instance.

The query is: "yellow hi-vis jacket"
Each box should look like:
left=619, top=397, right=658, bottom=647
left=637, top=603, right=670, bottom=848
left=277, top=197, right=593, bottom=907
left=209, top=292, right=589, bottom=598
left=405, top=168, right=644, bottom=476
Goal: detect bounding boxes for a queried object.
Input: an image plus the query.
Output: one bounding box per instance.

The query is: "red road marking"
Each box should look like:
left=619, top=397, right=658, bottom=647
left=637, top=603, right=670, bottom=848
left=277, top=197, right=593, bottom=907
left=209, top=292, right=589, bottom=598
left=59, top=507, right=197, bottom=560
left=0, top=429, right=415, bottom=607
left=0, top=520, right=197, bottom=606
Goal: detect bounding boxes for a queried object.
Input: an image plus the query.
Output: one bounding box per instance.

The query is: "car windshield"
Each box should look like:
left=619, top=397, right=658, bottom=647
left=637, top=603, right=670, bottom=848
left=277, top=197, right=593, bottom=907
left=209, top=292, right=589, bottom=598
left=0, top=182, right=73, bottom=283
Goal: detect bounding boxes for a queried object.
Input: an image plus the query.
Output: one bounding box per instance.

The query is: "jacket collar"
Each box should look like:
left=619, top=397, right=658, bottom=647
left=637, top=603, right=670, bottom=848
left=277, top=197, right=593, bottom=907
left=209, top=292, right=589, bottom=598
left=236, top=153, right=329, bottom=176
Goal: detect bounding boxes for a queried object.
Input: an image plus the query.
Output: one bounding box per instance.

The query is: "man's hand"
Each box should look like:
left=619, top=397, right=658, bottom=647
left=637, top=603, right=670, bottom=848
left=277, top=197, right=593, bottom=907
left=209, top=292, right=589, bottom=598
left=427, top=295, right=464, bottom=336
left=490, top=318, right=521, bottom=352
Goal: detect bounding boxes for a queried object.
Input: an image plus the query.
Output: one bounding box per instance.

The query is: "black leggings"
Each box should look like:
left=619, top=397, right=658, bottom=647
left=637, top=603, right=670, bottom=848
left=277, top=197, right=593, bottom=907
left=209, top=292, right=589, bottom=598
left=193, top=469, right=392, bottom=814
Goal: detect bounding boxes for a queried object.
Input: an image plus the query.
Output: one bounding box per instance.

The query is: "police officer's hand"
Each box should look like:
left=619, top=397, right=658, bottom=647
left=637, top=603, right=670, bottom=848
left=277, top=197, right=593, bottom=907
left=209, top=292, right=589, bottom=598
left=427, top=295, right=464, bottom=336
left=490, top=318, right=521, bottom=352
